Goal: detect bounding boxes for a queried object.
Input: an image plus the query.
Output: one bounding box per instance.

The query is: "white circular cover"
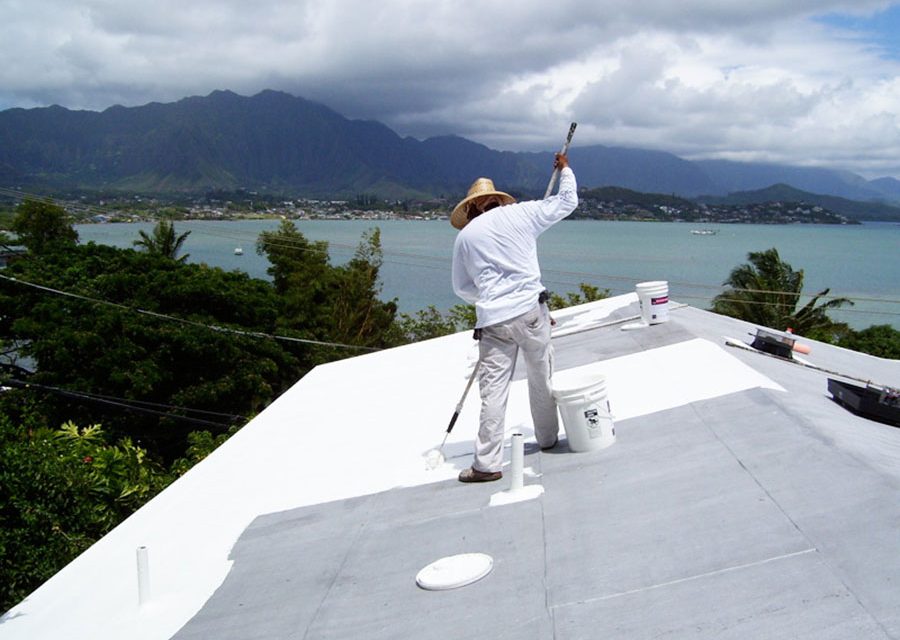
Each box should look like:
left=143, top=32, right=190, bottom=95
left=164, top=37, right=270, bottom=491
left=415, top=553, right=494, bottom=590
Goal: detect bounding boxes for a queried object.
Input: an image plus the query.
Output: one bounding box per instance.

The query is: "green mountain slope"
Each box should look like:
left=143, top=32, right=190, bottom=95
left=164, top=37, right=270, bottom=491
left=1, top=89, right=898, bottom=219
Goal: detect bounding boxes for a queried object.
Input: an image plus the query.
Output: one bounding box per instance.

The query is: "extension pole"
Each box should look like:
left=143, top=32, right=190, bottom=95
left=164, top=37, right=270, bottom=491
left=543, top=122, right=578, bottom=199
left=439, top=360, right=480, bottom=448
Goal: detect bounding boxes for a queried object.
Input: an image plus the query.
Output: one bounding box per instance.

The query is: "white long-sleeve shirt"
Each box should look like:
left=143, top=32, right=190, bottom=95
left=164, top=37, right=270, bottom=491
left=452, top=167, right=578, bottom=328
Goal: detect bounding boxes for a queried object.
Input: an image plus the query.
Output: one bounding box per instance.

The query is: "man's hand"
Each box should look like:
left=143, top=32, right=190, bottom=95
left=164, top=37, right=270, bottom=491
left=554, top=152, right=569, bottom=170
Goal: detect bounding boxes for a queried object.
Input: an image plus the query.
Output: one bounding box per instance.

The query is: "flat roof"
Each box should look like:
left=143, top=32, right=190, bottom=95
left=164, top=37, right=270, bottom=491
left=3, top=294, right=899, bottom=639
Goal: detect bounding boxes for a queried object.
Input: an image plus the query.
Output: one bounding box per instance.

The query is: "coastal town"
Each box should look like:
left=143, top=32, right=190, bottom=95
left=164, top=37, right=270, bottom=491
left=574, top=190, right=857, bottom=224
left=27, top=186, right=856, bottom=226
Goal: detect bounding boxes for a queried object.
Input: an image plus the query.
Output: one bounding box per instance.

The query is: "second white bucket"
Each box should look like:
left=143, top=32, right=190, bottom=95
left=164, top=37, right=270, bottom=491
left=636, top=280, right=669, bottom=324
left=551, top=372, right=615, bottom=453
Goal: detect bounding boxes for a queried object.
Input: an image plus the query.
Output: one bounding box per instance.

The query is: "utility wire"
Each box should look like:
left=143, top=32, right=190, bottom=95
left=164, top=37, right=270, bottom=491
left=5, top=187, right=900, bottom=312
left=195, top=231, right=900, bottom=312
left=63, top=388, right=247, bottom=420
left=183, top=222, right=900, bottom=306
left=230, top=235, right=900, bottom=309
left=200, top=224, right=452, bottom=266
left=5, top=185, right=895, bottom=304
left=1, top=377, right=241, bottom=430
left=5, top=259, right=898, bottom=327
left=5, top=238, right=900, bottom=319
left=663, top=292, right=900, bottom=318
left=0, top=273, right=381, bottom=352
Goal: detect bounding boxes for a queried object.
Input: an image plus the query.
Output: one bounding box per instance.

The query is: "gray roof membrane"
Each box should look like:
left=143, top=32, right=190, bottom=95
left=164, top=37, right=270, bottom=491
left=173, top=303, right=900, bottom=640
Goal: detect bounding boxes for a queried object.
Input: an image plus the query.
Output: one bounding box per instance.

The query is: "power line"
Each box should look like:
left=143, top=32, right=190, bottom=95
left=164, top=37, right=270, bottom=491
left=6, top=234, right=900, bottom=320
left=539, top=265, right=900, bottom=305
left=0, top=273, right=381, bottom=352
left=5, top=186, right=900, bottom=314
left=5, top=185, right=894, bottom=304
left=221, top=231, right=900, bottom=309
left=5, top=264, right=899, bottom=335
left=66, top=388, right=247, bottom=420
left=663, top=292, right=900, bottom=318
left=1, top=377, right=241, bottom=430
left=184, top=223, right=900, bottom=307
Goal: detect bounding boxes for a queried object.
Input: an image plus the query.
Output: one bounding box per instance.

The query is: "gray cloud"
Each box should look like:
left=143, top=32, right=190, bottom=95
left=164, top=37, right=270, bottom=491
left=1, top=0, right=899, bottom=177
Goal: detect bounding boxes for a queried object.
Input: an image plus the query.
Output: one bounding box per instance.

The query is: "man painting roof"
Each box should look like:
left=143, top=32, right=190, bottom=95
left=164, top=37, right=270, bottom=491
left=451, top=153, right=578, bottom=482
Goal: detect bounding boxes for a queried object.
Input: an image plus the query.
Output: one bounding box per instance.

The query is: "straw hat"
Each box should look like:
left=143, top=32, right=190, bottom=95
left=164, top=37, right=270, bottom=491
left=450, top=178, right=516, bottom=229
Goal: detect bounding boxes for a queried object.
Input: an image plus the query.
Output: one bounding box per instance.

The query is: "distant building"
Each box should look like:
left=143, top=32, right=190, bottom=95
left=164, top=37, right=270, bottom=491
left=0, top=247, right=25, bottom=268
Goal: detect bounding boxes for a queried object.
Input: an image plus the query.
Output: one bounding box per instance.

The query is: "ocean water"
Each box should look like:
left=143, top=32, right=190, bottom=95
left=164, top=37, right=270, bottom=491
left=75, top=219, right=900, bottom=330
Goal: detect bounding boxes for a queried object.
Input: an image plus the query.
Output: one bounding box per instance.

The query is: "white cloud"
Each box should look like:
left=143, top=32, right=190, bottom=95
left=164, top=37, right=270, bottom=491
left=1, top=0, right=899, bottom=177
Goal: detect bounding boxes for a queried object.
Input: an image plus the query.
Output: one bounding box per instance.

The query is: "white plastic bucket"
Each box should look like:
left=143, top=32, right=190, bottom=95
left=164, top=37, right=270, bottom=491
left=551, top=372, right=615, bottom=453
left=636, top=280, right=669, bottom=324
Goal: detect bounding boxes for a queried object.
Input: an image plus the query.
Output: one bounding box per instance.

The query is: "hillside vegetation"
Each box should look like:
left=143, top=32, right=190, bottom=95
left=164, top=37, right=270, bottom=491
left=2, top=90, right=900, bottom=219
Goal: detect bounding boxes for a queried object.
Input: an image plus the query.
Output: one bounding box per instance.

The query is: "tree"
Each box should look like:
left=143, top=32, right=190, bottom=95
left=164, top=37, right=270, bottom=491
left=838, top=325, right=900, bottom=360
left=0, top=242, right=299, bottom=460
left=257, top=219, right=334, bottom=351
left=329, top=228, right=398, bottom=349
left=548, top=283, right=610, bottom=310
left=392, top=305, right=461, bottom=343
left=133, top=220, right=191, bottom=261
left=0, top=415, right=171, bottom=612
left=710, top=248, right=852, bottom=335
left=10, top=199, right=78, bottom=254
left=256, top=221, right=398, bottom=360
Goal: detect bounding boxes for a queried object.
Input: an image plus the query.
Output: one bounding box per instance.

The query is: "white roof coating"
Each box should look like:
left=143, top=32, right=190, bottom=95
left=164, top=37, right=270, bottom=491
left=2, top=294, right=899, bottom=640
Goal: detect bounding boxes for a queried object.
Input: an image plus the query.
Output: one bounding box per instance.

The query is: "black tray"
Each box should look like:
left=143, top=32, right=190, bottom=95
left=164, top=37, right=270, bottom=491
left=828, top=378, right=900, bottom=427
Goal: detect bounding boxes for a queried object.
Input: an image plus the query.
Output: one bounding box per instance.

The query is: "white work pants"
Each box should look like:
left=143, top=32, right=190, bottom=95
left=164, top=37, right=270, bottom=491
left=474, top=303, right=559, bottom=473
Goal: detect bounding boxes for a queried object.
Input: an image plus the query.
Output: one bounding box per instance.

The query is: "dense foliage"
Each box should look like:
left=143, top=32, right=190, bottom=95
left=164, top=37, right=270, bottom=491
left=0, top=243, right=297, bottom=458
left=0, top=406, right=230, bottom=612
left=548, top=283, right=610, bottom=310
left=10, top=199, right=78, bottom=254
left=257, top=222, right=398, bottom=358
left=836, top=324, right=900, bottom=360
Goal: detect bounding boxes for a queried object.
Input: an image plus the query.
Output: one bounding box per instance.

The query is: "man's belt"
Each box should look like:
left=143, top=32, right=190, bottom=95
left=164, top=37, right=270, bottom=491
left=473, top=291, right=553, bottom=340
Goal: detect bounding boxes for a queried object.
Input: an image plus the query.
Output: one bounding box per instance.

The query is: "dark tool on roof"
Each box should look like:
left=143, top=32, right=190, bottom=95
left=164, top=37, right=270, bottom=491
left=828, top=379, right=900, bottom=427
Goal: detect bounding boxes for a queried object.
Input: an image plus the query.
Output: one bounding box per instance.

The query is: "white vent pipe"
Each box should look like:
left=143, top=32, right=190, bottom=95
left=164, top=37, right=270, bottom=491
left=510, top=432, right=524, bottom=492
left=136, top=546, right=150, bottom=605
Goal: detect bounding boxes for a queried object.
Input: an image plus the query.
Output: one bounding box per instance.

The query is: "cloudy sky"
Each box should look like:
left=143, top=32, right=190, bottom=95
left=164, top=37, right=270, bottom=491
left=2, top=0, right=900, bottom=178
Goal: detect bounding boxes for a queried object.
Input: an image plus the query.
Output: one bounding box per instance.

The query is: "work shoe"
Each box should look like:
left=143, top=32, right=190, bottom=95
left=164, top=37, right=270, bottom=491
left=458, top=467, right=502, bottom=483
left=540, top=437, right=559, bottom=451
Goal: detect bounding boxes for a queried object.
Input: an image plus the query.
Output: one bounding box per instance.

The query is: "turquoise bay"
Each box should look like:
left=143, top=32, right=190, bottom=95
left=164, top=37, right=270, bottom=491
left=76, top=220, right=900, bottom=331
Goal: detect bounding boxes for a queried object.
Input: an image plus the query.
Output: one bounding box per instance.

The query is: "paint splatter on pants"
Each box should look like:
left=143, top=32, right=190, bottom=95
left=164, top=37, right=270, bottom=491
left=474, top=302, right=558, bottom=473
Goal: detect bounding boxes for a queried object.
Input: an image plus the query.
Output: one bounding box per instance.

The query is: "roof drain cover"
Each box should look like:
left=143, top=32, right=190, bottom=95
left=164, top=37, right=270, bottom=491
left=416, top=553, right=493, bottom=590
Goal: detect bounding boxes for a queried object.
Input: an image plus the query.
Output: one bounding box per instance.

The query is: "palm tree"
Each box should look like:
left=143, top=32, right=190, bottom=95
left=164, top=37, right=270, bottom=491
left=711, top=247, right=852, bottom=335
left=133, top=220, right=191, bottom=262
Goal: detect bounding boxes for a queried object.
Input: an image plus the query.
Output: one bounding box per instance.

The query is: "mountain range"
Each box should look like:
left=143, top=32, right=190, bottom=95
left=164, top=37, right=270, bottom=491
left=2, top=89, right=899, bottom=219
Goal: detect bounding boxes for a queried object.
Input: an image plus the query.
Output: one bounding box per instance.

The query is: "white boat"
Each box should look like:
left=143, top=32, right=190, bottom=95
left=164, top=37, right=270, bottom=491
left=234, top=247, right=244, bottom=255
left=690, top=229, right=717, bottom=236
